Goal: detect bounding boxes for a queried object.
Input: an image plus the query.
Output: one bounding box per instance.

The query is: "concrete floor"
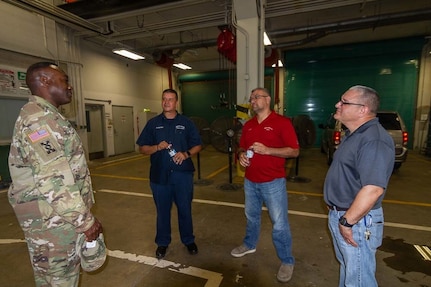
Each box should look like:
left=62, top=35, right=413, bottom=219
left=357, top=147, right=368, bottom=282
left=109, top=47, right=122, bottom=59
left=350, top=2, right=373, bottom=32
left=1, top=146, right=431, bottom=287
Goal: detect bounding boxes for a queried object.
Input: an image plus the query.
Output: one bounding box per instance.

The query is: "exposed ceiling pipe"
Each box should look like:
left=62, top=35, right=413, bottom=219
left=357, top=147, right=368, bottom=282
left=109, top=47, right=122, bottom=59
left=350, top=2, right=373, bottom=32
left=87, top=0, right=216, bottom=23
left=273, top=32, right=328, bottom=49
left=138, top=8, right=431, bottom=53
left=2, top=0, right=105, bottom=34
left=3, top=0, right=431, bottom=54
left=101, top=13, right=225, bottom=43
left=65, top=0, right=371, bottom=41
left=270, top=8, right=431, bottom=38
left=141, top=39, right=217, bottom=54
left=265, top=0, right=378, bottom=18
left=58, top=0, right=187, bottom=20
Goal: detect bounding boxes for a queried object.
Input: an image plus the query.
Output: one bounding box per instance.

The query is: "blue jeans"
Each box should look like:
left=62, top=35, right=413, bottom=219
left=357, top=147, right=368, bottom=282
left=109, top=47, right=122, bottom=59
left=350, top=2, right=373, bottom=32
left=328, top=207, right=384, bottom=287
left=243, top=177, right=294, bottom=265
left=150, top=172, right=195, bottom=246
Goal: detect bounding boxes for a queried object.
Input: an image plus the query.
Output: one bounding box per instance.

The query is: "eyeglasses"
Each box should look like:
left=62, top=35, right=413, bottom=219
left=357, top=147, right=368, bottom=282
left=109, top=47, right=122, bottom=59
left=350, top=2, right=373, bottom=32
left=249, top=94, right=269, bottom=102
left=339, top=99, right=365, bottom=107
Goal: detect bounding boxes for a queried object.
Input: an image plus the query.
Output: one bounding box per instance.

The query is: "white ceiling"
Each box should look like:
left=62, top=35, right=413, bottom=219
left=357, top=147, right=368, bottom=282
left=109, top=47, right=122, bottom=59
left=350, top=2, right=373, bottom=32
left=6, top=0, right=431, bottom=72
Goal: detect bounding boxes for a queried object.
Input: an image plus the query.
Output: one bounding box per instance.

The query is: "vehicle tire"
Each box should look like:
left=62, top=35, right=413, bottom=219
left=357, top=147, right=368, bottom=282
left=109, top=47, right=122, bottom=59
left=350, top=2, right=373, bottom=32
left=393, top=162, right=402, bottom=170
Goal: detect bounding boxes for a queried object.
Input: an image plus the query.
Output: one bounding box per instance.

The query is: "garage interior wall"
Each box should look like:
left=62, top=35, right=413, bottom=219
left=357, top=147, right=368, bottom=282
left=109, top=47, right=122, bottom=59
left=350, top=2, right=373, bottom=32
left=80, top=41, right=175, bottom=157
left=283, top=37, right=428, bottom=150
left=179, top=71, right=237, bottom=124
left=179, top=70, right=274, bottom=126
left=0, top=1, right=177, bottom=165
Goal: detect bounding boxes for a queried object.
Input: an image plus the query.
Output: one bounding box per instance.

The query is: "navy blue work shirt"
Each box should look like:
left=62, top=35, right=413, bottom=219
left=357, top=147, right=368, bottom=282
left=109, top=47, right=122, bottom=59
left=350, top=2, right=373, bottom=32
left=136, top=112, right=202, bottom=184
left=323, top=118, right=395, bottom=210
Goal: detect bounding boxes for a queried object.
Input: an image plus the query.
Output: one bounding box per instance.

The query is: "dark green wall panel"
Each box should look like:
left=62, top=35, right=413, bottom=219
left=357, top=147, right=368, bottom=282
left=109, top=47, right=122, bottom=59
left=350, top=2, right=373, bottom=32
left=284, top=38, right=424, bottom=148
left=179, top=69, right=275, bottom=125
left=180, top=80, right=237, bottom=124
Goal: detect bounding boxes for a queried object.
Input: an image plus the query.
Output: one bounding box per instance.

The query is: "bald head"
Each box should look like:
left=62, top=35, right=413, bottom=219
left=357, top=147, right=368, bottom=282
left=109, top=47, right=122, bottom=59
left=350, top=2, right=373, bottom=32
left=26, top=62, right=72, bottom=108
left=26, top=62, right=59, bottom=93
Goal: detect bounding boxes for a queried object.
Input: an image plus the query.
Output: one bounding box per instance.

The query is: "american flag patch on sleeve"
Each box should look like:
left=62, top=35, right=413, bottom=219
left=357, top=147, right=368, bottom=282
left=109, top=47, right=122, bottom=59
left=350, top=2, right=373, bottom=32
left=28, top=129, right=50, bottom=142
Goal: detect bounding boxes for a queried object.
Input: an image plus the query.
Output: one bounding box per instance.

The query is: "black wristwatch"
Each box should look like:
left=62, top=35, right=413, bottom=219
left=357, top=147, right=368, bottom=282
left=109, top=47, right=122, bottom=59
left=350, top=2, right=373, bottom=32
left=186, top=150, right=191, bottom=157
left=339, top=216, right=354, bottom=228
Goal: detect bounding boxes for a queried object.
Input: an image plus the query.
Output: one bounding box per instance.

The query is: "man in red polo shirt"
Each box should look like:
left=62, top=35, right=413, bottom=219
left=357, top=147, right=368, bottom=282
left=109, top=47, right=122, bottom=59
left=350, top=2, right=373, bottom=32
left=231, top=87, right=300, bottom=283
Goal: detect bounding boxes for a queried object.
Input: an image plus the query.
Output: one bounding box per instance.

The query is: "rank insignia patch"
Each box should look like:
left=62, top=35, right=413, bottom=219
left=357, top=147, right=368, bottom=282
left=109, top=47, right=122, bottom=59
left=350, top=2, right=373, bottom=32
left=40, top=140, right=57, bottom=154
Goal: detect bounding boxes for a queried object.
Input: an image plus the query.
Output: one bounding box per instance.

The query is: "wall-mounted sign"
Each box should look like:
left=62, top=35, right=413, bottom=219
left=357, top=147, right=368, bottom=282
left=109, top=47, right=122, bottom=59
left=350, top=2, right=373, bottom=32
left=0, top=65, right=31, bottom=97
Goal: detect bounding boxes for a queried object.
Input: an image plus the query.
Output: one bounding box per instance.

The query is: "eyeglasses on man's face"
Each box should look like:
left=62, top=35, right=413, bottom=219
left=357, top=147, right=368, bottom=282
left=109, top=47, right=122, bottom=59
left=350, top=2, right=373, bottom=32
left=249, top=94, right=269, bottom=102
left=338, top=99, right=365, bottom=107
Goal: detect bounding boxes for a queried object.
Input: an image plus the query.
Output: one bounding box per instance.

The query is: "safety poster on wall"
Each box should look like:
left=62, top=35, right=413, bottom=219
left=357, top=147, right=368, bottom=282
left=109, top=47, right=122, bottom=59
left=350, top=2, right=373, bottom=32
left=0, top=65, right=30, bottom=97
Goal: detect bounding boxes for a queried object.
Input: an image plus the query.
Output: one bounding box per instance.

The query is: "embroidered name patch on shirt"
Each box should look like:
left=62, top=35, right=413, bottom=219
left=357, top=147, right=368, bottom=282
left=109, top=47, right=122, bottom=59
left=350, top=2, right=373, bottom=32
left=28, top=129, right=50, bottom=143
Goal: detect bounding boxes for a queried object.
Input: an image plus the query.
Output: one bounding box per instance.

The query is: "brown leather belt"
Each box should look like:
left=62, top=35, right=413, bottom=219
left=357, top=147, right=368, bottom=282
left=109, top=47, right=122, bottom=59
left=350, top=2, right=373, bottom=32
left=327, top=205, right=349, bottom=211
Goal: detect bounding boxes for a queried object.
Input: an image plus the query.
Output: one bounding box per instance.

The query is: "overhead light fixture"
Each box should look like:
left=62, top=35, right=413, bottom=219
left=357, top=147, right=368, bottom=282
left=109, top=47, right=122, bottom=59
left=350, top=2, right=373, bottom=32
left=272, top=60, right=284, bottom=68
left=173, top=63, right=192, bottom=70
left=112, top=48, right=145, bottom=60
left=264, top=32, right=272, bottom=46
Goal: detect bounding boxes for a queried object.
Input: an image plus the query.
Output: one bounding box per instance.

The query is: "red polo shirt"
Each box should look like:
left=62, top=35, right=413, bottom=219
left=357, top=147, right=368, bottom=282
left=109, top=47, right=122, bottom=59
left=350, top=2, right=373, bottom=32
left=240, top=111, right=299, bottom=183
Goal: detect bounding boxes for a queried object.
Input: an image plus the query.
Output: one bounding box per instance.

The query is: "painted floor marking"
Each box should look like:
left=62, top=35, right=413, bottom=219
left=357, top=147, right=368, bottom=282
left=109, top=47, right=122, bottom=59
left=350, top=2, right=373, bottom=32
left=413, top=245, right=431, bottom=261
left=2, top=187, right=429, bottom=286
left=92, top=155, right=145, bottom=170
left=91, top=173, right=149, bottom=181
left=108, top=249, right=223, bottom=287
left=0, top=239, right=223, bottom=286
left=89, top=168, right=431, bottom=209
left=0, top=239, right=26, bottom=244
left=98, top=189, right=431, bottom=232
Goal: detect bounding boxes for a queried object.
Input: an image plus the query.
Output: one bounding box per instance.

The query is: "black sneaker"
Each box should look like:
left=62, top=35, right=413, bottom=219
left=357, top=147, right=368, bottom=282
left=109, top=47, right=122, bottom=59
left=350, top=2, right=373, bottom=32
left=186, top=243, right=198, bottom=255
left=156, top=246, right=167, bottom=259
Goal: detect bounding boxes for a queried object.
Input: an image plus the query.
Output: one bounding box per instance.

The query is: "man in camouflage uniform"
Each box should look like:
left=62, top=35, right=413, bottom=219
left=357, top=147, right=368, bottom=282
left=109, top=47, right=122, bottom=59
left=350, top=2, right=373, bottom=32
left=8, top=62, right=103, bottom=287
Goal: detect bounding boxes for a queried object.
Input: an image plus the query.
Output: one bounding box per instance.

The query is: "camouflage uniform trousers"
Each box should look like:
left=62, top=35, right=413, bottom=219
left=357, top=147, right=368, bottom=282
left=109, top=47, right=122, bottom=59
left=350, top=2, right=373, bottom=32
left=24, top=222, right=81, bottom=287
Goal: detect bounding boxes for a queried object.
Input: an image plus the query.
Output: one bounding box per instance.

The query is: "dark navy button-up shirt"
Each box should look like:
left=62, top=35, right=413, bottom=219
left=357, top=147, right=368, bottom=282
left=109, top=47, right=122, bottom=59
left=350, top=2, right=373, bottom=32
left=136, top=112, right=202, bottom=184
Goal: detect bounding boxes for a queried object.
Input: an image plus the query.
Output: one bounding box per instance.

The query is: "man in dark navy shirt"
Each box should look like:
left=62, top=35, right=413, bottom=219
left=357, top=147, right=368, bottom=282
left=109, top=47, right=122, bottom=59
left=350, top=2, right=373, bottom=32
left=324, top=85, right=394, bottom=287
left=136, top=88, right=202, bottom=259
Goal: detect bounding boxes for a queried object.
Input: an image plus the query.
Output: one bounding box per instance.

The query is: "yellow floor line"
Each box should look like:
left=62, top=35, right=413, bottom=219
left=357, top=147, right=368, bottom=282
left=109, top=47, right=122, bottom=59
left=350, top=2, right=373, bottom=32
left=205, top=164, right=229, bottom=179
left=98, top=189, right=431, bottom=233
left=94, top=155, right=147, bottom=170
left=91, top=173, right=149, bottom=181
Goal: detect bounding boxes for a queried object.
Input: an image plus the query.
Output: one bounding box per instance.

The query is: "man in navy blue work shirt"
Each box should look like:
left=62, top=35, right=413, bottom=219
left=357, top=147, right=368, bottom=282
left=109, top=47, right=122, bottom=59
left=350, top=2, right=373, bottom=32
left=324, top=85, right=394, bottom=287
left=136, top=88, right=202, bottom=259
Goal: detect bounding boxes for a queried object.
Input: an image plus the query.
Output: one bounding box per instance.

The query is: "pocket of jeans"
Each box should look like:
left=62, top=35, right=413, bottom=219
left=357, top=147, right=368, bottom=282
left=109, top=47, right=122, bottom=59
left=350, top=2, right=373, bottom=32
left=369, top=220, right=384, bottom=249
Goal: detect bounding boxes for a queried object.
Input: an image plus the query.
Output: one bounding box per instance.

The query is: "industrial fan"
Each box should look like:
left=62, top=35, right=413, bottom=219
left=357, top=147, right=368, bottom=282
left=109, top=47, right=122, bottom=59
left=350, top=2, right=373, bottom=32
left=293, top=115, right=316, bottom=149
left=210, top=116, right=243, bottom=190
left=210, top=116, right=242, bottom=153
left=189, top=116, right=211, bottom=147
left=189, top=116, right=212, bottom=185
left=289, top=115, right=316, bottom=183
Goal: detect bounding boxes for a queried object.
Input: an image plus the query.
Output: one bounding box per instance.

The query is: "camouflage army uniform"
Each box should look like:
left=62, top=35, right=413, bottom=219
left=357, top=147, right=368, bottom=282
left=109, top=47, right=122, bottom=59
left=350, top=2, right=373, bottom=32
left=8, top=95, right=96, bottom=287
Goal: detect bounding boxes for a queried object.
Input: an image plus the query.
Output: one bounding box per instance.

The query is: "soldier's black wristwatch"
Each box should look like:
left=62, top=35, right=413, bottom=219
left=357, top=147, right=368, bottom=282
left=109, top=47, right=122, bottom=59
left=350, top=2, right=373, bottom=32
left=339, top=216, right=354, bottom=228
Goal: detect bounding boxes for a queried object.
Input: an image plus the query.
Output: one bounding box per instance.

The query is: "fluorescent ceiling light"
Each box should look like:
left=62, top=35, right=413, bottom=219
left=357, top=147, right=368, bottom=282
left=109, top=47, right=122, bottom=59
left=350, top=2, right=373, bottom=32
left=112, top=49, right=145, bottom=60
left=173, top=63, right=192, bottom=70
left=264, top=32, right=272, bottom=46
